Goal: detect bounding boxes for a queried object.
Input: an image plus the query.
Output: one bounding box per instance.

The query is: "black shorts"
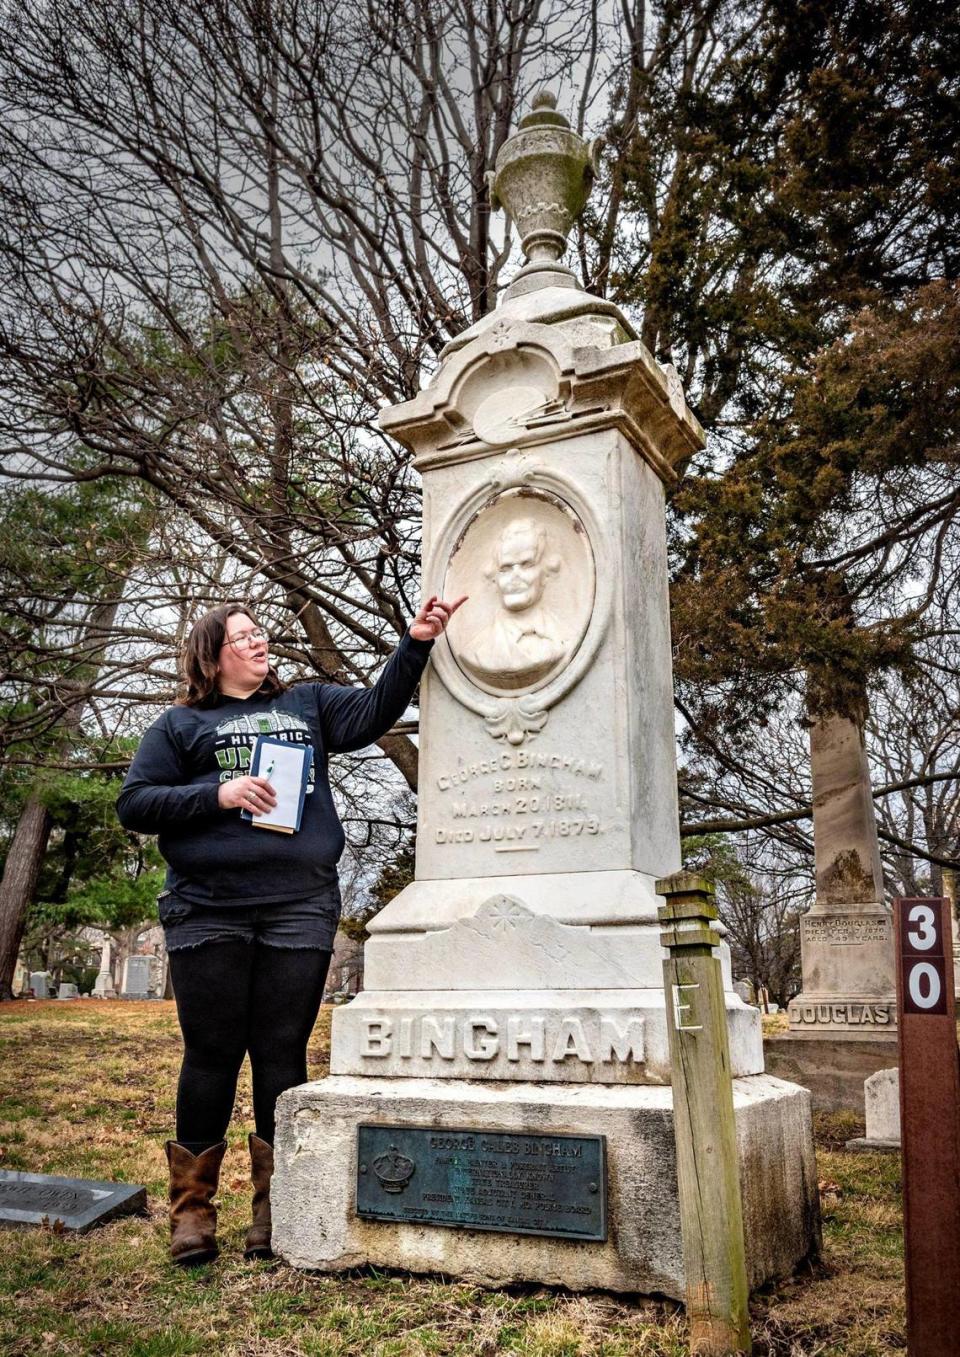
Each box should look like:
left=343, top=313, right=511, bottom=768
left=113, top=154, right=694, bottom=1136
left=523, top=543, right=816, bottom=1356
left=158, top=892, right=340, bottom=952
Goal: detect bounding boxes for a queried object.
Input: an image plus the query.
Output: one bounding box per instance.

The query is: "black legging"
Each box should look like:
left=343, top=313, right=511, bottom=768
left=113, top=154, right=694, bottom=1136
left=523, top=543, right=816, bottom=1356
left=167, top=941, right=331, bottom=1148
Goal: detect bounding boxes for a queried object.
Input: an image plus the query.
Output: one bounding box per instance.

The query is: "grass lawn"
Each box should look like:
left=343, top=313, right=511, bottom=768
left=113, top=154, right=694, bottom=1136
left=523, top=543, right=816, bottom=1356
left=0, top=1001, right=905, bottom=1356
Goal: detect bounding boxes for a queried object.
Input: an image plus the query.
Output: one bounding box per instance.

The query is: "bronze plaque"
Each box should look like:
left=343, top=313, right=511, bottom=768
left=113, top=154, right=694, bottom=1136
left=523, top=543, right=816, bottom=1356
left=356, top=1124, right=607, bottom=1241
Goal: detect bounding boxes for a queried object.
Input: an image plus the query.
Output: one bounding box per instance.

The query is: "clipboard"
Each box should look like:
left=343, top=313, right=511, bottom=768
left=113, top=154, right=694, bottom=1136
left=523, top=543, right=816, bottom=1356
left=240, top=735, right=312, bottom=834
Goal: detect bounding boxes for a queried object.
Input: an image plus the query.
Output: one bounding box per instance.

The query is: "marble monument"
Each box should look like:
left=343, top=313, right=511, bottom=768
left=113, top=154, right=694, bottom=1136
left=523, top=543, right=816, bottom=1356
left=787, top=713, right=897, bottom=1036
left=273, top=92, right=818, bottom=1297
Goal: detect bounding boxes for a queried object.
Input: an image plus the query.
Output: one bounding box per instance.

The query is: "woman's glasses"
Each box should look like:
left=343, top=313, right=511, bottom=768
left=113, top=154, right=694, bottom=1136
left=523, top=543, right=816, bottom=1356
left=222, top=628, right=269, bottom=652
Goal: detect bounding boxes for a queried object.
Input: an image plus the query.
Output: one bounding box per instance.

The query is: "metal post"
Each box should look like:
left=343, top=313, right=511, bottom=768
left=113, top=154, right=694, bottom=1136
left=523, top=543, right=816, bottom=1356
left=894, top=896, right=960, bottom=1357
left=658, top=871, right=752, bottom=1357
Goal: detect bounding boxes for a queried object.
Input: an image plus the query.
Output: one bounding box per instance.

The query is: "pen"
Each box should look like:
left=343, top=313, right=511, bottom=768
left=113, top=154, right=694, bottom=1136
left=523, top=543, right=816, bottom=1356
left=264, top=760, right=275, bottom=781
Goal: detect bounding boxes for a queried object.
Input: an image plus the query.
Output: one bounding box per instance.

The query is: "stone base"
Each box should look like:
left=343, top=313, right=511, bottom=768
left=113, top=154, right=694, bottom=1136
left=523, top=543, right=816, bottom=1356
left=763, top=1033, right=898, bottom=1114
left=272, top=1074, right=820, bottom=1299
left=788, top=907, right=896, bottom=1035
left=845, top=1138, right=900, bottom=1155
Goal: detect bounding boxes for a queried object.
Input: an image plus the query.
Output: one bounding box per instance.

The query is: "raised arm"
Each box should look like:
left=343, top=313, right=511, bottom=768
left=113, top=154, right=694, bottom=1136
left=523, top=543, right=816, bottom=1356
left=116, top=714, right=221, bottom=832
left=318, top=597, right=466, bottom=755
left=317, top=631, right=433, bottom=755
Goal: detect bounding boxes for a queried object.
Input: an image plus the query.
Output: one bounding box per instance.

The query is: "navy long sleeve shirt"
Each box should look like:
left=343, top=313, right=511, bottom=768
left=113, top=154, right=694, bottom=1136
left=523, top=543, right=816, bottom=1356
left=117, top=631, right=432, bottom=907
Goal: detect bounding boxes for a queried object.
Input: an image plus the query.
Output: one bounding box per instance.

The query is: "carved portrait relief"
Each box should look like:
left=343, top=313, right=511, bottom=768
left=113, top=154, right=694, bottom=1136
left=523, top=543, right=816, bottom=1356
left=443, top=488, right=595, bottom=697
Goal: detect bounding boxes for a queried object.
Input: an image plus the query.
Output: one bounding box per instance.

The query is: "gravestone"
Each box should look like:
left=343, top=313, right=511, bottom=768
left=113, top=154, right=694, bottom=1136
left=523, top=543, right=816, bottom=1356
left=846, top=1067, right=900, bottom=1152
left=787, top=715, right=896, bottom=1037
left=92, top=939, right=116, bottom=998
left=272, top=91, right=819, bottom=1298
left=120, top=955, right=151, bottom=999
left=29, top=972, right=50, bottom=999
left=56, top=983, right=78, bottom=1001
left=0, top=1170, right=146, bottom=1232
left=766, top=713, right=898, bottom=1110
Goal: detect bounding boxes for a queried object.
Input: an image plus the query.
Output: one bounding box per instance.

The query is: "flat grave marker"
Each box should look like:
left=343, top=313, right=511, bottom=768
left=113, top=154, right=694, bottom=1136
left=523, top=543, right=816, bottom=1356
left=0, top=1170, right=146, bottom=1233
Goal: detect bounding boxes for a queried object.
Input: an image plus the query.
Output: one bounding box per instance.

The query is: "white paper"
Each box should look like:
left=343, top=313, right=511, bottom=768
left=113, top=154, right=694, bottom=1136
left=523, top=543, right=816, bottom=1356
left=253, top=742, right=308, bottom=832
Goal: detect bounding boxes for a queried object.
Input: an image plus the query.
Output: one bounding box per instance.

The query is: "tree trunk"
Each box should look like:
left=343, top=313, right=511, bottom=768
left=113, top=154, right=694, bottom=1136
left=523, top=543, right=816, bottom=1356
left=0, top=593, right=124, bottom=1000
left=0, top=797, right=52, bottom=999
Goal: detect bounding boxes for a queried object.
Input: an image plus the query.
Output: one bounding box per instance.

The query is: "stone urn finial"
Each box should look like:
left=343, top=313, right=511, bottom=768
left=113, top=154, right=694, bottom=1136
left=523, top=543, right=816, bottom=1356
left=487, top=90, right=598, bottom=287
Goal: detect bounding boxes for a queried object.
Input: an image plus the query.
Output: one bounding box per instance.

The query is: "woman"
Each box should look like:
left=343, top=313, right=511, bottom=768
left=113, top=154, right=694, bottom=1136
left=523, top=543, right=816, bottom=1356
left=117, top=596, right=463, bottom=1266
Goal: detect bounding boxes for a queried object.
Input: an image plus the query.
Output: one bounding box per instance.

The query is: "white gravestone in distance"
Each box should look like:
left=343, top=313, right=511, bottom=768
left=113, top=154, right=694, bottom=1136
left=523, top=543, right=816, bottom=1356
left=273, top=91, right=819, bottom=1297
left=846, top=1067, right=901, bottom=1152
left=120, top=955, right=151, bottom=999
left=29, top=972, right=50, bottom=999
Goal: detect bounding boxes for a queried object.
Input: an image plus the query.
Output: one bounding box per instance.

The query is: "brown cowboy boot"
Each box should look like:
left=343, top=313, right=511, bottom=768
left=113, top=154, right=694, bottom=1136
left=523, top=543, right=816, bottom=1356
left=165, top=1140, right=227, bottom=1266
left=244, top=1133, right=275, bottom=1260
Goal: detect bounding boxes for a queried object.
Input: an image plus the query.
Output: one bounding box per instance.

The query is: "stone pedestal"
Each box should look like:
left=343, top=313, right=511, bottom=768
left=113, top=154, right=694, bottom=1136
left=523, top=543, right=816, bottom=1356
left=274, top=91, right=818, bottom=1295
left=273, top=1074, right=818, bottom=1299
left=764, top=1033, right=898, bottom=1114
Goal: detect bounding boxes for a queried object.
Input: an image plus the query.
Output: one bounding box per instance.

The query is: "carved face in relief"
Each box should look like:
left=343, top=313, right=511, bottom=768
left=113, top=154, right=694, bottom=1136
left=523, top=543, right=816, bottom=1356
left=443, top=489, right=595, bottom=696
left=493, top=518, right=557, bottom=612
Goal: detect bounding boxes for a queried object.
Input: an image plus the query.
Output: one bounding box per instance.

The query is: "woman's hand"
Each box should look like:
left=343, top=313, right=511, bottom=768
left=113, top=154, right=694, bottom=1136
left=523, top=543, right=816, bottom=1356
left=409, top=594, right=467, bottom=641
left=217, top=775, right=278, bottom=816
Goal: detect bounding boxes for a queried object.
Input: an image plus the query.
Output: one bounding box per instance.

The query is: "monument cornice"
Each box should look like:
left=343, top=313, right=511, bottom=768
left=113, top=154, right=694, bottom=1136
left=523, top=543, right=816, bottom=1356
left=378, top=325, right=705, bottom=484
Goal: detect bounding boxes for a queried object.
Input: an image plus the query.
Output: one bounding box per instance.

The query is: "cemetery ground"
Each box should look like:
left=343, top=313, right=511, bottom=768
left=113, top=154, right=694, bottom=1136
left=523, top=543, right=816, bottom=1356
left=0, top=1004, right=905, bottom=1357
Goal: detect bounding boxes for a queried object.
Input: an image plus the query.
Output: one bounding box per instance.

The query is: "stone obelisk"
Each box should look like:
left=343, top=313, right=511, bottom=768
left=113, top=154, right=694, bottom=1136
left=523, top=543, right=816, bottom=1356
left=92, top=939, right=116, bottom=999
left=273, top=93, right=819, bottom=1297
left=788, top=714, right=897, bottom=1036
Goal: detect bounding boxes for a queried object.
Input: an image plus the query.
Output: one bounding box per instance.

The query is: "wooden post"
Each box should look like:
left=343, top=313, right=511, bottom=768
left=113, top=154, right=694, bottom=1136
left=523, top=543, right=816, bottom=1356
left=894, top=897, right=960, bottom=1357
left=658, top=871, right=752, bottom=1357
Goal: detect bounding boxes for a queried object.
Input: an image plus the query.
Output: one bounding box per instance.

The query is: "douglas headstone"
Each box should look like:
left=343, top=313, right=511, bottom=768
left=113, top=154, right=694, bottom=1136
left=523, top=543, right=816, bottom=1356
left=788, top=715, right=896, bottom=1037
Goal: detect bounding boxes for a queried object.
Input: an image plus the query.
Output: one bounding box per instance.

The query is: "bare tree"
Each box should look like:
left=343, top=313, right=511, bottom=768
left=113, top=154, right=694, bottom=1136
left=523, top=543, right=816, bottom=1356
left=0, top=0, right=955, bottom=925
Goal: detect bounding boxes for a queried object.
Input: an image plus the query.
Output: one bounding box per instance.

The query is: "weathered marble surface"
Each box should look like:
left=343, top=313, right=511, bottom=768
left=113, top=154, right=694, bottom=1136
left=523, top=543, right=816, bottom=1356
left=331, top=987, right=763, bottom=1085
left=866, top=1066, right=901, bottom=1141
left=846, top=1067, right=902, bottom=1152
left=764, top=1033, right=898, bottom=1113
left=273, top=1074, right=819, bottom=1298
left=0, top=1170, right=146, bottom=1232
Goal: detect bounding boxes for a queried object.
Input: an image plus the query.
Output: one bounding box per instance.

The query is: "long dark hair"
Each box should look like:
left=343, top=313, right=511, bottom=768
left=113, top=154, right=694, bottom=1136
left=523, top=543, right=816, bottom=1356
left=179, top=603, right=287, bottom=707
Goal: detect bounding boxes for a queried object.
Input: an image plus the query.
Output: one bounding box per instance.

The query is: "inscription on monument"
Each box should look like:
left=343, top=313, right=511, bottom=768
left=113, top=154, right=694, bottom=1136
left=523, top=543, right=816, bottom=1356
left=358, top=1010, right=645, bottom=1071
left=787, top=1001, right=892, bottom=1028
left=433, top=748, right=605, bottom=850
left=802, top=916, right=891, bottom=946
left=356, top=1124, right=607, bottom=1240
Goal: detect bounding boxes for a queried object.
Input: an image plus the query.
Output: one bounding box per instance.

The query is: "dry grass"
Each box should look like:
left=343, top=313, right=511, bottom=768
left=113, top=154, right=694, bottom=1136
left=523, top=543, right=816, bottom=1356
left=0, top=1001, right=905, bottom=1356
